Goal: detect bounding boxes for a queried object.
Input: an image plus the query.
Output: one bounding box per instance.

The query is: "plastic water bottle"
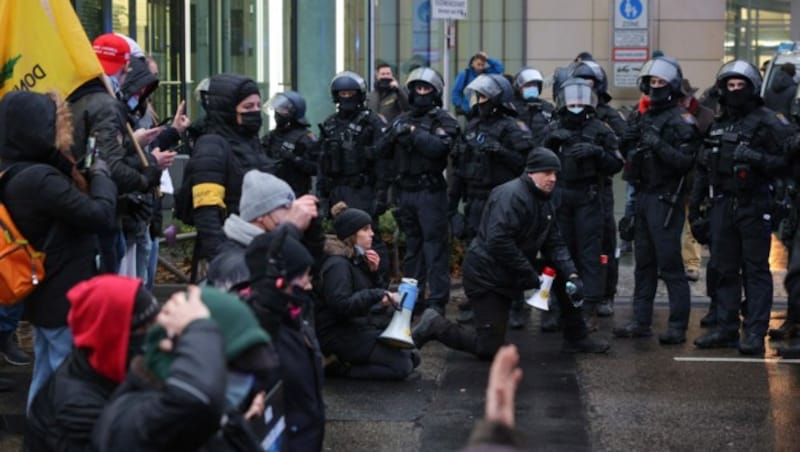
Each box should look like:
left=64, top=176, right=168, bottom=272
left=566, top=280, right=582, bottom=308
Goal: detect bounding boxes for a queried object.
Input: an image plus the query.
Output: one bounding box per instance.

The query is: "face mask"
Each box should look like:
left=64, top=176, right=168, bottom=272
left=338, top=97, right=361, bottom=114
left=275, top=114, right=291, bottom=128
left=238, top=111, right=262, bottom=136
left=522, top=86, right=539, bottom=100
left=567, top=106, right=584, bottom=115
left=561, top=109, right=586, bottom=129
left=108, top=74, right=122, bottom=96
left=411, top=92, right=435, bottom=111
left=225, top=371, right=255, bottom=408
left=648, top=85, right=673, bottom=106
left=478, top=103, right=494, bottom=119
left=127, top=95, right=140, bottom=112
left=724, top=88, right=752, bottom=108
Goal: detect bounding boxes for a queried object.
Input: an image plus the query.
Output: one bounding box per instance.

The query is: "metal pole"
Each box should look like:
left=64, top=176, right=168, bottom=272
left=368, top=0, right=375, bottom=89
left=443, top=18, right=450, bottom=110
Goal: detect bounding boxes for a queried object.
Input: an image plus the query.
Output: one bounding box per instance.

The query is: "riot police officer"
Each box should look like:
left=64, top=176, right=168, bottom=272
left=540, top=78, right=623, bottom=332
left=318, top=71, right=390, bottom=279
left=386, top=68, right=459, bottom=315
left=693, top=61, right=795, bottom=355
left=613, top=56, right=699, bottom=345
left=568, top=60, right=627, bottom=318
left=449, top=73, right=534, bottom=325
left=512, top=67, right=554, bottom=145
left=261, top=91, right=319, bottom=196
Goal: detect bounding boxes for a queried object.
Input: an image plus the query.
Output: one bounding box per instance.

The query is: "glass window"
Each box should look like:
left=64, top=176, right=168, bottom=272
left=725, top=0, right=791, bottom=68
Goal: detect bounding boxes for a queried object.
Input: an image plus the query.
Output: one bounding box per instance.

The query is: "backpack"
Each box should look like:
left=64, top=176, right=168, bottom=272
left=0, top=165, right=48, bottom=305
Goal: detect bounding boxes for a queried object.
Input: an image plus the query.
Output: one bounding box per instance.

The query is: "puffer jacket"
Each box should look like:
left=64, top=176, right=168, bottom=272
left=463, top=175, right=576, bottom=298
left=0, top=91, right=117, bottom=327
left=190, top=73, right=275, bottom=259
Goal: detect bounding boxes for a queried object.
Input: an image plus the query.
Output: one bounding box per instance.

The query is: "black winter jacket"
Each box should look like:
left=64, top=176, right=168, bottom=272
left=261, top=123, right=320, bottom=196
left=190, top=74, right=275, bottom=259
left=0, top=91, right=117, bottom=328
left=316, top=239, right=387, bottom=353
left=512, top=97, right=554, bottom=146
left=764, top=70, right=798, bottom=117
left=463, top=175, right=577, bottom=297
left=91, top=320, right=227, bottom=452
left=27, top=351, right=116, bottom=452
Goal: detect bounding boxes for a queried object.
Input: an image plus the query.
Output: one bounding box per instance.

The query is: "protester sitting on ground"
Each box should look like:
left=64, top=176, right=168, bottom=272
left=91, top=285, right=274, bottom=451
left=462, top=344, right=526, bottom=451
left=0, top=90, right=118, bottom=410
left=317, top=202, right=419, bottom=380
left=245, top=231, right=326, bottom=452
left=26, top=275, right=160, bottom=451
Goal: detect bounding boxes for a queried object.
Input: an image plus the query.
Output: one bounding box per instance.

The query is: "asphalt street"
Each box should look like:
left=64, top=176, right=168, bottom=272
left=1, top=257, right=798, bottom=451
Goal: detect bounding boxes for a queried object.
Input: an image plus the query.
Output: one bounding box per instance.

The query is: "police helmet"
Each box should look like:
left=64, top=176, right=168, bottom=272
left=329, top=71, right=367, bottom=103
left=715, top=60, right=762, bottom=96
left=568, top=61, right=608, bottom=96
left=264, top=90, right=308, bottom=125
left=406, top=67, right=445, bottom=97
left=552, top=67, right=571, bottom=100
left=514, top=67, right=544, bottom=91
left=465, top=73, right=513, bottom=109
left=637, top=56, right=683, bottom=94
left=557, top=78, right=598, bottom=111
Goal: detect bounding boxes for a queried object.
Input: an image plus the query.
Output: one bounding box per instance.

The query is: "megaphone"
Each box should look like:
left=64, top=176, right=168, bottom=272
left=525, top=267, right=556, bottom=311
left=379, top=278, right=418, bottom=349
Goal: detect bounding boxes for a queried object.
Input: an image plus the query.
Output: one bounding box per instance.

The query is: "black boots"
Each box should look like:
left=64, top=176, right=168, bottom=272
left=562, top=336, right=610, bottom=354
left=768, top=319, right=798, bottom=340
left=693, top=330, right=739, bottom=349
left=658, top=329, right=687, bottom=345
left=612, top=322, right=653, bottom=338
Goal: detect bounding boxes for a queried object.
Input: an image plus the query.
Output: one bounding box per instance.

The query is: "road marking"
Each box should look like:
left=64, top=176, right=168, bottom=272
left=674, top=357, right=800, bottom=364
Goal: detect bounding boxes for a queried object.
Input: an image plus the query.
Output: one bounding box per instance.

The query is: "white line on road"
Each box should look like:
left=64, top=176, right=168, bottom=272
left=674, top=357, right=800, bottom=364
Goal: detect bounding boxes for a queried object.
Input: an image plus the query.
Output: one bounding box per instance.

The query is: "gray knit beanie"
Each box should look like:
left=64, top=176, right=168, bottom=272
left=239, top=170, right=295, bottom=222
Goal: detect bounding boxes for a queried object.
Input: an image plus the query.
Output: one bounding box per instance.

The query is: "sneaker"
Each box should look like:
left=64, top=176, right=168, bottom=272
left=738, top=332, right=765, bottom=355
left=693, top=330, right=739, bottom=349
left=658, top=329, right=686, bottom=345
left=597, top=299, right=614, bottom=317
left=562, top=336, right=610, bottom=354
left=411, top=308, right=447, bottom=349
left=612, top=322, right=653, bottom=338
left=685, top=269, right=700, bottom=282
left=0, top=334, right=30, bottom=366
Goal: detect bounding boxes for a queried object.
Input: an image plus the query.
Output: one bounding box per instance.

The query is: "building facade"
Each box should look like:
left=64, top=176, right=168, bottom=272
left=72, top=0, right=795, bottom=129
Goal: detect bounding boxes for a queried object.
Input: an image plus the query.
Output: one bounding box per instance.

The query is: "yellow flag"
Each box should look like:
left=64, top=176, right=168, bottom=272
left=0, top=0, right=103, bottom=99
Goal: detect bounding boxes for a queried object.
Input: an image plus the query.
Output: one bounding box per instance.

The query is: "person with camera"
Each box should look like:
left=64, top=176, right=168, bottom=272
left=613, top=56, right=699, bottom=346
left=693, top=61, right=796, bottom=355
left=367, top=63, right=410, bottom=123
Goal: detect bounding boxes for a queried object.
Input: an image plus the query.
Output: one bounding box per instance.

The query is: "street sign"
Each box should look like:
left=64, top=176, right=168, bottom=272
left=614, top=29, right=648, bottom=47
left=431, top=0, right=468, bottom=20
left=613, top=48, right=649, bottom=61
left=615, top=0, right=647, bottom=29
left=613, top=62, right=645, bottom=88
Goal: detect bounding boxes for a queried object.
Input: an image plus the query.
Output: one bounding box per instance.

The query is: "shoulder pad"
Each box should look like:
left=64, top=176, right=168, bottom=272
left=680, top=112, right=697, bottom=125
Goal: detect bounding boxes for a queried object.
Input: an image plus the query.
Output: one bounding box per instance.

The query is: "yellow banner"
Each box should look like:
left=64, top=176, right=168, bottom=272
left=0, top=0, right=103, bottom=99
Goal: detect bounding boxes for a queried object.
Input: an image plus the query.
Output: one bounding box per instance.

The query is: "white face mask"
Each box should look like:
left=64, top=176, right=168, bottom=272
left=567, top=106, right=585, bottom=115
left=522, top=86, right=539, bottom=99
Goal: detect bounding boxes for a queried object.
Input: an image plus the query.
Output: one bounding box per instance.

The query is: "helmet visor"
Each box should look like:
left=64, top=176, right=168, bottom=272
left=265, top=94, right=294, bottom=117
left=465, top=74, right=503, bottom=108
left=560, top=82, right=598, bottom=108
left=639, top=59, right=680, bottom=83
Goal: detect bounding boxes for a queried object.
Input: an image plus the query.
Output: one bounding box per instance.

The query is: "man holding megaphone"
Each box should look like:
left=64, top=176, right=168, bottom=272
left=316, top=202, right=420, bottom=380
left=413, top=148, right=610, bottom=360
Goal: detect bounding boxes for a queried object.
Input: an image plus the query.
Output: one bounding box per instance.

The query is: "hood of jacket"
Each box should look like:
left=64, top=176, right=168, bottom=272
left=204, top=73, right=261, bottom=139
left=771, top=70, right=796, bottom=93
left=121, top=57, right=159, bottom=115
left=67, top=275, right=142, bottom=383
left=0, top=91, right=71, bottom=164
left=323, top=235, right=354, bottom=259
left=223, top=214, right=265, bottom=246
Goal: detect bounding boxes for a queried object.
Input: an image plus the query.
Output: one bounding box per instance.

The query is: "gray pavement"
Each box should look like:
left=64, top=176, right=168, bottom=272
left=1, top=252, right=799, bottom=451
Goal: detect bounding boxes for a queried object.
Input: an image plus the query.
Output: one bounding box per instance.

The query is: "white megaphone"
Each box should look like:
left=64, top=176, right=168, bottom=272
left=378, top=278, right=418, bottom=349
left=525, top=267, right=556, bottom=311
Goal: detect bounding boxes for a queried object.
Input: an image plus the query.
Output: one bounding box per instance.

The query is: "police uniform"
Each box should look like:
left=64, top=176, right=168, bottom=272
left=386, top=68, right=459, bottom=314
left=694, top=61, right=796, bottom=354
left=614, top=57, right=699, bottom=344
left=262, top=127, right=319, bottom=196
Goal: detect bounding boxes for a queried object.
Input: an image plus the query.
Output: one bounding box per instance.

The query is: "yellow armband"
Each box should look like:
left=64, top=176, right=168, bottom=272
left=192, top=183, right=226, bottom=209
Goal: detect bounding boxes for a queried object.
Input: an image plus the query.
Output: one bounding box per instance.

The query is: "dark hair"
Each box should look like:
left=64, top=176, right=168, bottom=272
left=472, top=53, right=487, bottom=63
left=376, top=62, right=392, bottom=71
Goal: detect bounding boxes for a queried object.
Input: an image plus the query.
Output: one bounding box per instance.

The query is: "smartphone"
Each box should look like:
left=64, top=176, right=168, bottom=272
left=84, top=136, right=97, bottom=170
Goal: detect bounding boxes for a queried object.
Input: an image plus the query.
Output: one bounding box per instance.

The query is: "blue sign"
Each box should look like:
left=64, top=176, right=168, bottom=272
left=620, top=0, right=643, bottom=20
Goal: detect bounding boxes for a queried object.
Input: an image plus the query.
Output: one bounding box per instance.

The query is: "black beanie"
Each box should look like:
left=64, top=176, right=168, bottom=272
left=525, top=147, right=561, bottom=173
left=245, top=231, right=314, bottom=284
left=131, top=284, right=160, bottom=330
left=333, top=208, right=372, bottom=240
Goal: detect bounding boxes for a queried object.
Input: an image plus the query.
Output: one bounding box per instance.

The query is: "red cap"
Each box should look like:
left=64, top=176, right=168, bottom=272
left=542, top=266, right=556, bottom=277
left=93, top=33, right=131, bottom=75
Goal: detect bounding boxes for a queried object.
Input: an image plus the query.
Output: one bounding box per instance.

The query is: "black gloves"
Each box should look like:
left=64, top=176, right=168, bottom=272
left=566, top=142, right=601, bottom=160
left=279, top=144, right=297, bottom=161
left=141, top=165, right=161, bottom=191
left=89, top=159, right=110, bottom=179
left=690, top=217, right=711, bottom=245
left=733, top=144, right=763, bottom=166
left=121, top=193, right=153, bottom=224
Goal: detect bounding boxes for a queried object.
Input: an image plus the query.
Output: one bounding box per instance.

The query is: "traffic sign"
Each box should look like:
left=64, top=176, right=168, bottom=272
left=613, top=47, right=649, bottom=62
left=431, top=0, right=468, bottom=20
left=615, top=0, right=647, bottom=29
